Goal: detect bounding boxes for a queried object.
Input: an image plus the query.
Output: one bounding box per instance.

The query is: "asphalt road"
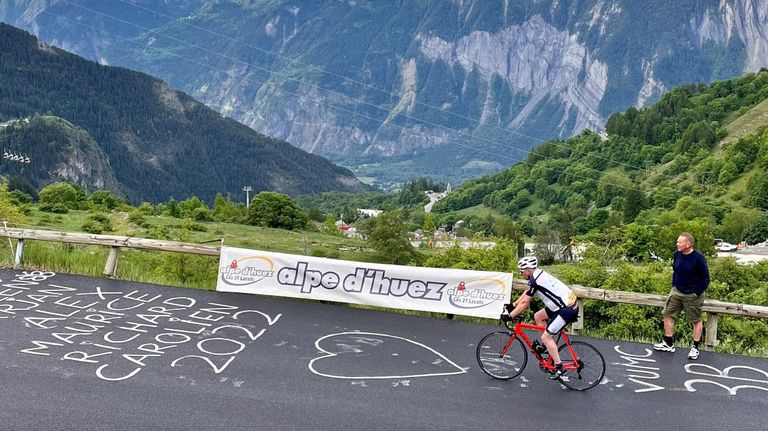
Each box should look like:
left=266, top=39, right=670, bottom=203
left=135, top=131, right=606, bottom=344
left=0, top=269, right=766, bottom=431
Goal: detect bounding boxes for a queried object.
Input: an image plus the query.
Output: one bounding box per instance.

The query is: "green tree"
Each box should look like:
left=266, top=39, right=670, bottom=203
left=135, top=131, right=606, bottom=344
left=743, top=214, right=768, bottom=244
left=717, top=160, right=738, bottom=185
left=155, top=233, right=216, bottom=285
left=0, top=184, right=26, bottom=225
left=746, top=171, right=768, bottom=210
left=178, top=196, right=208, bottom=219
left=651, top=187, right=679, bottom=209
left=492, top=217, right=524, bottom=256
left=358, top=210, right=416, bottom=264
left=137, top=202, right=154, bottom=214
left=322, top=214, right=343, bottom=236
left=422, top=213, right=437, bottom=240
left=39, top=182, right=86, bottom=209
left=307, top=207, right=324, bottom=222
left=674, top=196, right=714, bottom=222
left=616, top=223, right=656, bottom=261
left=534, top=226, right=561, bottom=265
left=424, top=241, right=516, bottom=271
left=164, top=197, right=181, bottom=218
left=719, top=208, right=761, bottom=243
left=191, top=207, right=212, bottom=222
left=127, top=209, right=146, bottom=227
left=678, top=121, right=717, bottom=153
left=7, top=176, right=38, bottom=201
left=212, top=193, right=244, bottom=222
left=247, top=192, right=309, bottom=230
left=88, top=190, right=121, bottom=211
left=7, top=189, right=32, bottom=205
left=623, top=188, right=648, bottom=222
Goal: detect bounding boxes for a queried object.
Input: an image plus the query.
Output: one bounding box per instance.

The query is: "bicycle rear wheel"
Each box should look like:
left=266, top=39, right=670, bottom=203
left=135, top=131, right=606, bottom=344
left=476, top=332, right=527, bottom=380
left=557, top=341, right=605, bottom=391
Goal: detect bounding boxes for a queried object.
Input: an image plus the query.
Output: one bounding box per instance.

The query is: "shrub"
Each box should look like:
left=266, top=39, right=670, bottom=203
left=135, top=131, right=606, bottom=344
left=38, top=214, right=54, bottom=225
left=179, top=219, right=208, bottom=232
left=8, top=190, right=33, bottom=205
left=137, top=202, right=154, bottom=214
left=246, top=192, right=309, bottom=230
left=81, top=220, right=104, bottom=234
left=144, top=226, right=171, bottom=240
left=127, top=210, right=146, bottom=226
left=191, top=207, right=212, bottom=222
left=88, top=190, right=121, bottom=210
left=310, top=247, right=341, bottom=259
left=39, top=203, right=69, bottom=214
left=81, top=213, right=113, bottom=234
left=39, top=182, right=86, bottom=209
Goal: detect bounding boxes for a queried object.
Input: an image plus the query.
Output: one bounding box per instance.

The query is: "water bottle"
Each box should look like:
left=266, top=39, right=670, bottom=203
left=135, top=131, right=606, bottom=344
left=532, top=340, right=546, bottom=355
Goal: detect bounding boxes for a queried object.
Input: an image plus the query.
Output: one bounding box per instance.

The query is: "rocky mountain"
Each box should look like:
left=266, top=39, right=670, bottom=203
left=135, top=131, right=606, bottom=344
left=0, top=23, right=366, bottom=203
left=0, top=115, right=121, bottom=193
left=2, top=0, right=768, bottom=189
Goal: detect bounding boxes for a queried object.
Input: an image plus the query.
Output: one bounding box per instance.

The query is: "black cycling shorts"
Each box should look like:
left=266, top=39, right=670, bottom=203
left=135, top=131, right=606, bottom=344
left=544, top=306, right=579, bottom=335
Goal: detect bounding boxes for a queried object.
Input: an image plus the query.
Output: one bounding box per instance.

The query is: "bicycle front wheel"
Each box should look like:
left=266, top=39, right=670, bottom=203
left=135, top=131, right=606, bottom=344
left=476, top=332, right=527, bottom=380
left=557, top=341, right=606, bottom=391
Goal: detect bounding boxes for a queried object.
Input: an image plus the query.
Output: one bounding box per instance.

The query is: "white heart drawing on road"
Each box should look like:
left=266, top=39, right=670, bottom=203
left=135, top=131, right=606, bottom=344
left=309, top=331, right=467, bottom=380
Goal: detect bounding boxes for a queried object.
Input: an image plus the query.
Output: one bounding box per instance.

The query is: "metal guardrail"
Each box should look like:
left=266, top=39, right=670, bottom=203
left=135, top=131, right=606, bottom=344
left=2, top=227, right=766, bottom=351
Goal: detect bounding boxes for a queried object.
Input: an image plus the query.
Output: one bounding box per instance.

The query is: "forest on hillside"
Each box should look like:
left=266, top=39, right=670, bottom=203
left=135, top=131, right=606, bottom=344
left=429, top=71, right=768, bottom=258
left=0, top=23, right=364, bottom=203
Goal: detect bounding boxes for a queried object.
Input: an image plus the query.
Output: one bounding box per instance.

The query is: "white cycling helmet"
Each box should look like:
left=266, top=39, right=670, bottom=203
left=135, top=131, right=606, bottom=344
left=517, top=256, right=538, bottom=270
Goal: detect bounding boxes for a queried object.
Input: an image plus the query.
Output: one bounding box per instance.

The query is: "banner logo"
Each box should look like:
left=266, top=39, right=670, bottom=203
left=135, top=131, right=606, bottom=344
left=447, top=278, right=506, bottom=309
left=220, top=256, right=275, bottom=286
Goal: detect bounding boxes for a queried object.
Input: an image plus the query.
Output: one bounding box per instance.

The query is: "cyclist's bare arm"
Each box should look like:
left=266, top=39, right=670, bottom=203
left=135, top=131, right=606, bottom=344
left=506, top=292, right=531, bottom=319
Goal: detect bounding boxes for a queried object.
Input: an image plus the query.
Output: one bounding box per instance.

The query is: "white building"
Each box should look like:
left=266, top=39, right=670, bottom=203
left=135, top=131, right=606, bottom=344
left=424, top=183, right=451, bottom=213
left=358, top=208, right=383, bottom=217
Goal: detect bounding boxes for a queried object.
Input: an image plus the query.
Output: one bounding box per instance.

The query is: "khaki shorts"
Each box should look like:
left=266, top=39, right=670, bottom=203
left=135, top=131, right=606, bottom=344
left=662, top=288, right=704, bottom=324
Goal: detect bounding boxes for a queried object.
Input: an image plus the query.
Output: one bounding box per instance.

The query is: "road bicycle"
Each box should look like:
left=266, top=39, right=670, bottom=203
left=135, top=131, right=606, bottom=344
left=476, top=317, right=606, bottom=391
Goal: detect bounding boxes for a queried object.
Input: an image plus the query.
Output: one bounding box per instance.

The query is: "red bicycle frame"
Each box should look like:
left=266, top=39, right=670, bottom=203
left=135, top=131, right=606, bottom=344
left=503, top=321, right=582, bottom=372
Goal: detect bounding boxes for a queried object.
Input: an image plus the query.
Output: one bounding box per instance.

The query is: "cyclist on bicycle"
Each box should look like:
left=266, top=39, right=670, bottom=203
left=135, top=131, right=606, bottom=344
left=503, top=256, right=579, bottom=379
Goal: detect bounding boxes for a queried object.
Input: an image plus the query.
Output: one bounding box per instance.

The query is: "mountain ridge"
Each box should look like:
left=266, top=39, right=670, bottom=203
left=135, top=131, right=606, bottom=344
left=0, top=23, right=367, bottom=203
left=3, top=0, right=767, bottom=189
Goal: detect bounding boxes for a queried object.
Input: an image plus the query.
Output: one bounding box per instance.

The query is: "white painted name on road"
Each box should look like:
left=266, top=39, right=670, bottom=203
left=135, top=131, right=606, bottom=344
left=685, top=363, right=768, bottom=395
left=613, top=345, right=664, bottom=393
left=613, top=343, right=768, bottom=397
left=1, top=271, right=282, bottom=382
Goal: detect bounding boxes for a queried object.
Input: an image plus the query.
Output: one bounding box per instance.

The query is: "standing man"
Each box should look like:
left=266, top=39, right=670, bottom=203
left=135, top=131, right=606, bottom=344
left=653, top=233, right=710, bottom=360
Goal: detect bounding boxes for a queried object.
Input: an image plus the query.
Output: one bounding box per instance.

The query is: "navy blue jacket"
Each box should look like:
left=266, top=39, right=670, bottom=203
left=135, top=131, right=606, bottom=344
left=672, top=250, right=710, bottom=296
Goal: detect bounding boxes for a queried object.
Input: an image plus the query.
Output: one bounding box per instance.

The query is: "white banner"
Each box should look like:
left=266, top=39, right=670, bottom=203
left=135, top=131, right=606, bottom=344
left=216, top=246, right=513, bottom=319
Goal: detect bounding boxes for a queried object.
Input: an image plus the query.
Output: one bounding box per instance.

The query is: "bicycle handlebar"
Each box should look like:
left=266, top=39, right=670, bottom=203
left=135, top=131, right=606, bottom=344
left=499, top=313, right=518, bottom=329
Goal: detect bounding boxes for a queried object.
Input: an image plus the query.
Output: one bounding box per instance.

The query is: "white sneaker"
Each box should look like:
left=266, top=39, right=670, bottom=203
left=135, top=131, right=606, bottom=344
left=688, top=346, right=700, bottom=360
left=653, top=340, right=675, bottom=352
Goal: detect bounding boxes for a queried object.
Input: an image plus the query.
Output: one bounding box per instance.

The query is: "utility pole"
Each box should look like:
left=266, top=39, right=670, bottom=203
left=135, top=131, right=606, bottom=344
left=242, top=186, right=253, bottom=208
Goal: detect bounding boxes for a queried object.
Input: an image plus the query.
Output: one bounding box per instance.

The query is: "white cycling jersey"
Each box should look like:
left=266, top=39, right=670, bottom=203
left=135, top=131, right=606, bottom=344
left=525, top=269, right=577, bottom=312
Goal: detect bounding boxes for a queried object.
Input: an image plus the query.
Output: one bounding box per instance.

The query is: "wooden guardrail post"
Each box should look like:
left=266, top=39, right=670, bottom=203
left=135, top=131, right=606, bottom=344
left=571, top=299, right=584, bottom=334
left=103, top=246, right=120, bottom=277
left=705, top=312, right=719, bottom=351
left=13, top=238, right=24, bottom=268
